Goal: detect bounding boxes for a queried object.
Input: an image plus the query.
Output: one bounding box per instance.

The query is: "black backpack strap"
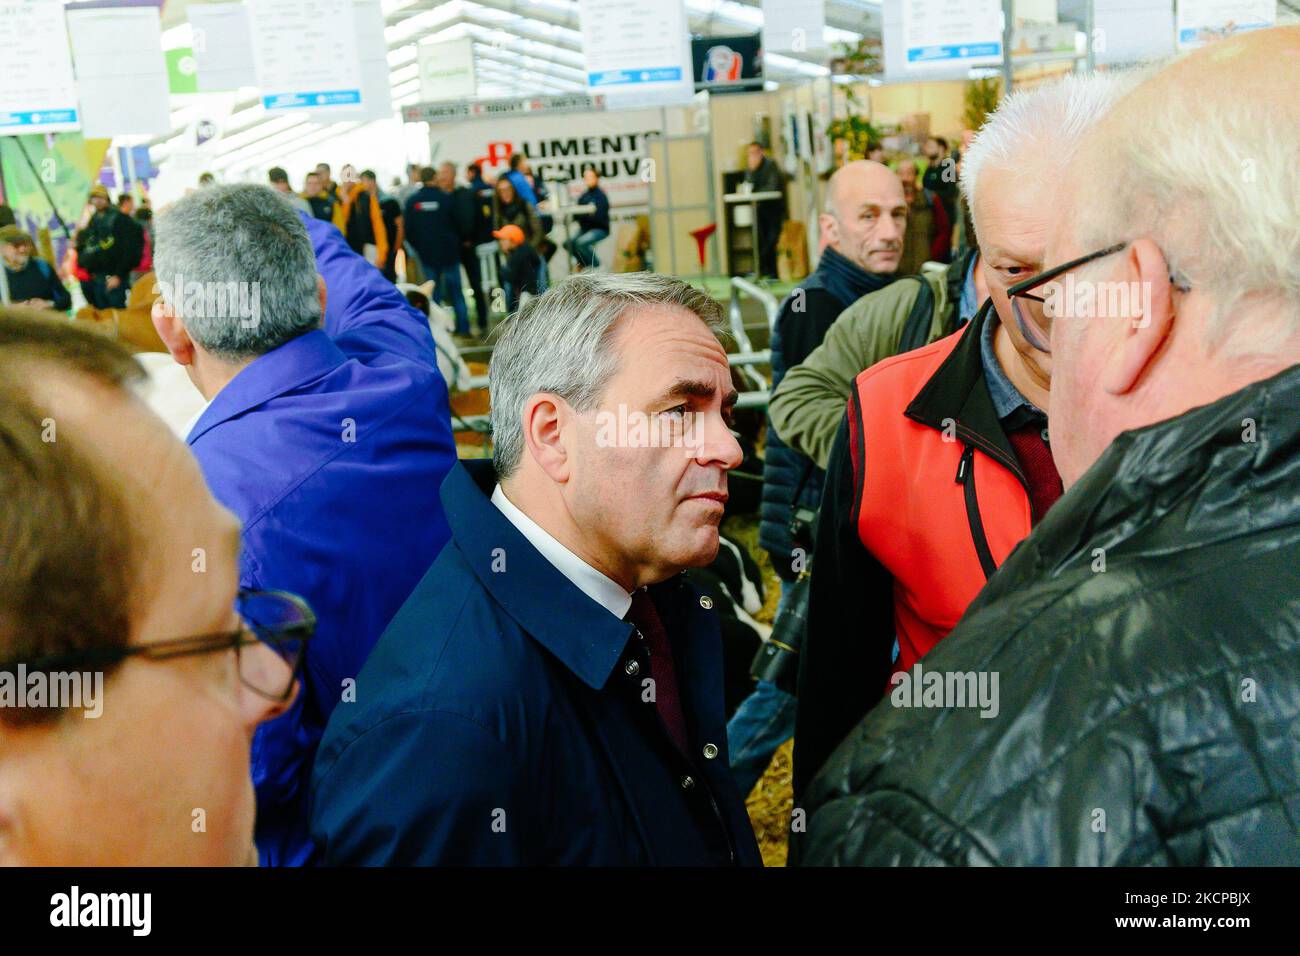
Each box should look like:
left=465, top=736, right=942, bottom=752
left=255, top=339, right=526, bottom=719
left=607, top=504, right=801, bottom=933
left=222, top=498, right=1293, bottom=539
left=896, top=275, right=935, bottom=354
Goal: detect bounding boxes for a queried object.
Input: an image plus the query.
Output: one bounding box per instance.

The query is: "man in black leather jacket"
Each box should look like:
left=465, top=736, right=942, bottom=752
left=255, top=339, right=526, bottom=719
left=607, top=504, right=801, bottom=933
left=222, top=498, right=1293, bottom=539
left=799, top=25, right=1300, bottom=866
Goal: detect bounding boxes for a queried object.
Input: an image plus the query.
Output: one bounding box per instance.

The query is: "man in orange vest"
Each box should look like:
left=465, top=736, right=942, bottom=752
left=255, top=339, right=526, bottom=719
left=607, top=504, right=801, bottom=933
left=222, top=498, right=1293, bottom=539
left=793, top=72, right=1139, bottom=798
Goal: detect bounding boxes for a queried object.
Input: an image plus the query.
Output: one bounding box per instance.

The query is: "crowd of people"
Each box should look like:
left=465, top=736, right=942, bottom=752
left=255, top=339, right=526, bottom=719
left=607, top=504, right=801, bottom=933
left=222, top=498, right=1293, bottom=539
left=0, top=25, right=1296, bottom=868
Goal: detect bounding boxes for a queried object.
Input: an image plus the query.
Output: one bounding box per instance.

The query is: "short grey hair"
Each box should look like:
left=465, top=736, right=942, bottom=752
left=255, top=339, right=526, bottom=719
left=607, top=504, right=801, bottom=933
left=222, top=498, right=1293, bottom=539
left=153, top=183, right=321, bottom=360
left=960, top=71, right=1143, bottom=237
left=489, top=271, right=725, bottom=480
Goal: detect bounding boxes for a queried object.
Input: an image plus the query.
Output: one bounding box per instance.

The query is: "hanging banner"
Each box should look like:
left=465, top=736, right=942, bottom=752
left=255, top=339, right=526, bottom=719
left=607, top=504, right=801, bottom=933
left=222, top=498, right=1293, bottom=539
left=0, top=0, right=81, bottom=134
left=418, top=37, right=477, bottom=103
left=1092, top=0, right=1175, bottom=64
left=428, top=108, right=663, bottom=208
left=189, top=2, right=257, bottom=92
left=761, top=0, right=826, bottom=53
left=403, top=92, right=607, bottom=124
left=578, top=0, right=694, bottom=107
left=1176, top=0, right=1275, bottom=49
left=691, top=34, right=765, bottom=94
left=66, top=1, right=173, bottom=138
left=310, top=2, right=392, bottom=121
left=247, top=0, right=364, bottom=113
left=883, top=0, right=1004, bottom=80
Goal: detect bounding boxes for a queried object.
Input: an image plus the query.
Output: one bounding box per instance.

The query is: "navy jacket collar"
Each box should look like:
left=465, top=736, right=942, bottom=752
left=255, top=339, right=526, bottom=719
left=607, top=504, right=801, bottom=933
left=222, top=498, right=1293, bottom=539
left=808, top=245, right=894, bottom=307
left=188, top=329, right=345, bottom=444
left=441, top=460, right=635, bottom=690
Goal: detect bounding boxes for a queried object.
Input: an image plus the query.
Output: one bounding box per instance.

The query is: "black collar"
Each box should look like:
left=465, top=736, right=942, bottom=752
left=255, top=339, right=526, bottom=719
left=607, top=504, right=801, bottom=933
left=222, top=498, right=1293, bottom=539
left=903, top=300, right=1029, bottom=488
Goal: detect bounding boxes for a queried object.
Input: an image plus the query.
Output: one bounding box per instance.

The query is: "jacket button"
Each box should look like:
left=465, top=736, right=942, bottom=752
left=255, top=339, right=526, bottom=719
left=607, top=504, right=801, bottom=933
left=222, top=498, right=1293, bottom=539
left=624, top=659, right=640, bottom=676
left=702, top=743, right=719, bottom=760
left=680, top=775, right=695, bottom=791
left=1041, top=427, right=1050, bottom=443
left=699, top=596, right=714, bottom=610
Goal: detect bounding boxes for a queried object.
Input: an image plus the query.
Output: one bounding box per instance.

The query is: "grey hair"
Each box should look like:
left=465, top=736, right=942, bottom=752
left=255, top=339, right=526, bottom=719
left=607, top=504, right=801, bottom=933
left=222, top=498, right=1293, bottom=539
left=960, top=71, right=1143, bottom=237
left=489, top=271, right=725, bottom=480
left=153, top=183, right=321, bottom=360
left=1071, top=63, right=1300, bottom=355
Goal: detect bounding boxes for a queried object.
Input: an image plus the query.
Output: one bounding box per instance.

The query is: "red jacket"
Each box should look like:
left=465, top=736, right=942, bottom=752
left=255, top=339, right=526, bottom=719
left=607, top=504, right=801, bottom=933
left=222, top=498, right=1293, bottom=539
left=794, top=303, right=1041, bottom=797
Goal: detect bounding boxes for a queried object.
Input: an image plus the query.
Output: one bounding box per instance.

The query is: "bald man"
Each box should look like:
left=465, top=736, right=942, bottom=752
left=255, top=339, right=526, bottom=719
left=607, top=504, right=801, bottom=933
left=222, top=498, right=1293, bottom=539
left=800, top=27, right=1300, bottom=866
left=731, top=161, right=906, bottom=795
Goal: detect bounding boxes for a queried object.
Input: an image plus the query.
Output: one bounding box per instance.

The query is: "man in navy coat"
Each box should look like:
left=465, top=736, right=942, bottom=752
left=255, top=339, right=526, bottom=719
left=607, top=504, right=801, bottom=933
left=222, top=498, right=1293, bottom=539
left=311, top=272, right=762, bottom=865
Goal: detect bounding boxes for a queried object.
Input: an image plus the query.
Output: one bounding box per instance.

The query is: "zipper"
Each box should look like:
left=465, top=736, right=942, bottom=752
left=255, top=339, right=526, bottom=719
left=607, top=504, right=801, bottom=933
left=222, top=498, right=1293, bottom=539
left=955, top=445, right=999, bottom=580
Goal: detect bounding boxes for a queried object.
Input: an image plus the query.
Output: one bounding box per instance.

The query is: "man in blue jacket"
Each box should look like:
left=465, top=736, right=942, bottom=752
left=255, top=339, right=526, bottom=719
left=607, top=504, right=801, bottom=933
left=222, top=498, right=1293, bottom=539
left=404, top=165, right=470, bottom=335
left=150, top=184, right=456, bottom=865
left=311, top=272, right=762, bottom=865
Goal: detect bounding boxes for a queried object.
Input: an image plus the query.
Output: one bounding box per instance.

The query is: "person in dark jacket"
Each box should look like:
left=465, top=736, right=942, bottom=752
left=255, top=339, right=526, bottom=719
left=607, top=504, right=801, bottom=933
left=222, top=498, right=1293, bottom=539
left=303, top=171, right=336, bottom=221
left=494, top=224, right=540, bottom=314
left=405, top=166, right=470, bottom=335
left=75, top=184, right=141, bottom=308
left=743, top=142, right=786, bottom=278
left=801, top=27, right=1300, bottom=867
left=563, top=166, right=611, bottom=270
left=311, top=272, right=762, bottom=866
left=921, top=136, right=960, bottom=235
left=726, top=161, right=905, bottom=795
left=493, top=175, right=543, bottom=249
left=0, top=226, right=70, bottom=312
left=445, top=161, right=490, bottom=335
left=793, top=72, right=1136, bottom=802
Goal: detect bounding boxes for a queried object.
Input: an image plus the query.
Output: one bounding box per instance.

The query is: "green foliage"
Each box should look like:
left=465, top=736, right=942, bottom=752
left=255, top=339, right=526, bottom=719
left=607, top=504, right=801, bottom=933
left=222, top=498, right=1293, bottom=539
left=827, top=115, right=883, bottom=161
left=963, top=77, right=1002, bottom=131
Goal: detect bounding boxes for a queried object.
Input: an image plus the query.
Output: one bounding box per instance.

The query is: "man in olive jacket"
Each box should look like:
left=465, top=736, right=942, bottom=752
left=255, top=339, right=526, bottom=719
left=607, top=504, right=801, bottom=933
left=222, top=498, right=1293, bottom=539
left=769, top=246, right=981, bottom=470
left=799, top=26, right=1300, bottom=866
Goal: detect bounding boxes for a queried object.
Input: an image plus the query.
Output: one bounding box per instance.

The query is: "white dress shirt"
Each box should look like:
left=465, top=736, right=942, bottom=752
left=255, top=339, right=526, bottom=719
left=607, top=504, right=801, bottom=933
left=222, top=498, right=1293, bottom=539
left=491, top=484, right=633, bottom=620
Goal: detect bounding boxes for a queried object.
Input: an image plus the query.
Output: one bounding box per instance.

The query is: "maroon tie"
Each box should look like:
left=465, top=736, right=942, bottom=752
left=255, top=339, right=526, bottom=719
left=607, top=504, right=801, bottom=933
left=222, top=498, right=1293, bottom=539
left=1007, top=421, right=1064, bottom=524
left=625, top=589, right=691, bottom=756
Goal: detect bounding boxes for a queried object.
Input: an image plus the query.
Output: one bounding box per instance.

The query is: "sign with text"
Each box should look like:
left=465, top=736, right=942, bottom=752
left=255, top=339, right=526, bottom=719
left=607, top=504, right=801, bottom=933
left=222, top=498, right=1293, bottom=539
left=429, top=108, right=663, bottom=207
left=189, top=2, right=257, bottom=92
left=1176, top=0, right=1275, bottom=50
left=67, top=3, right=172, bottom=137
left=403, top=92, right=607, bottom=124
left=418, top=36, right=477, bottom=102
left=0, top=0, right=81, bottom=134
left=579, top=0, right=694, bottom=107
left=310, top=1, right=391, bottom=121
left=247, top=0, right=363, bottom=114
left=883, top=0, right=1004, bottom=79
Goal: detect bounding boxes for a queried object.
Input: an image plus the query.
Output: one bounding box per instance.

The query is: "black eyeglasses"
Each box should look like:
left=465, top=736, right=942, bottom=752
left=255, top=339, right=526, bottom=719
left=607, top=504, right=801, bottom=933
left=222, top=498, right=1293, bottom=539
left=1007, top=241, right=1193, bottom=354
left=0, top=589, right=314, bottom=703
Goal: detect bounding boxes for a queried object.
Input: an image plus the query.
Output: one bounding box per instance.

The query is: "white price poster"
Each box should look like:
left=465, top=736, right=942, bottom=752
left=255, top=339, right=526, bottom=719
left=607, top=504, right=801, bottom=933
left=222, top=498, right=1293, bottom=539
left=897, top=0, right=1003, bottom=75
left=578, top=0, right=694, bottom=107
left=247, top=0, right=364, bottom=113
left=0, top=0, right=81, bottom=134
left=1176, top=0, right=1275, bottom=50
left=66, top=2, right=173, bottom=138
left=189, top=2, right=257, bottom=92
left=310, top=2, right=392, bottom=122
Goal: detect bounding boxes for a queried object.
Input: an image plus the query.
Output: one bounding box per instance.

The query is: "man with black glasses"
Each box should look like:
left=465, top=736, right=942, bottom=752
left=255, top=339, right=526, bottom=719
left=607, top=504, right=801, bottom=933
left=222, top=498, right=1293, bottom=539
left=800, top=26, right=1300, bottom=866
left=793, top=72, right=1137, bottom=799
left=0, top=312, right=311, bottom=865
